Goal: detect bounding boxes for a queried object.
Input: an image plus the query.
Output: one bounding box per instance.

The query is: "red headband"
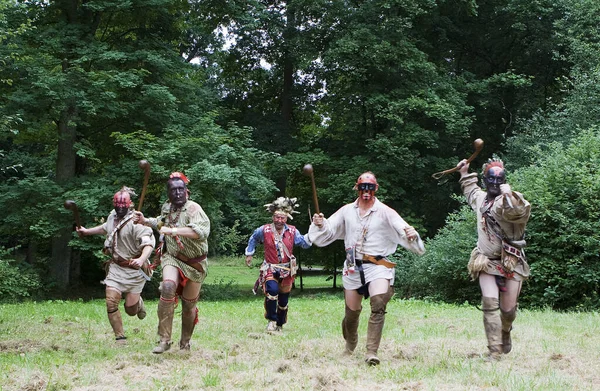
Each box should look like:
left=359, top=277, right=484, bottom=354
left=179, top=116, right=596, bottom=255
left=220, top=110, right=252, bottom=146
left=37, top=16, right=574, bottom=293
left=169, top=172, right=189, bottom=184
left=484, top=161, right=504, bottom=176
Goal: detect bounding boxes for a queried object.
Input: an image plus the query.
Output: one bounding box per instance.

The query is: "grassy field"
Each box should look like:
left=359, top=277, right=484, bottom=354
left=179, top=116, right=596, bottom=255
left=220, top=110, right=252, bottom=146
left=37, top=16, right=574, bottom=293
left=2, top=262, right=600, bottom=390
left=204, top=257, right=340, bottom=296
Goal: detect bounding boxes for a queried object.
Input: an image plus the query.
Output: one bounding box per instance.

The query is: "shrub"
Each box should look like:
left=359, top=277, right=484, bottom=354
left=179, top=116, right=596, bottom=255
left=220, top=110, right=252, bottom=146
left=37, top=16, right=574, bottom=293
left=511, top=129, right=600, bottom=309
left=0, top=247, right=42, bottom=301
left=394, top=203, right=479, bottom=303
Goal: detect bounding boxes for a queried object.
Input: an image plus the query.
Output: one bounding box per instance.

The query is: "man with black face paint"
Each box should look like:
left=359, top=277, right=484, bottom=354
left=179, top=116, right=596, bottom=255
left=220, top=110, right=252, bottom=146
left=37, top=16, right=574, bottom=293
left=133, top=172, right=210, bottom=354
left=76, top=187, right=155, bottom=343
left=458, top=158, right=531, bottom=360
left=309, top=172, right=425, bottom=365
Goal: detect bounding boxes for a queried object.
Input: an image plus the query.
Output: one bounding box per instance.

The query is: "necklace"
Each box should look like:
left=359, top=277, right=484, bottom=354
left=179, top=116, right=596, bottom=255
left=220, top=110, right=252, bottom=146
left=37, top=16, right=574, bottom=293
left=166, top=205, right=185, bottom=250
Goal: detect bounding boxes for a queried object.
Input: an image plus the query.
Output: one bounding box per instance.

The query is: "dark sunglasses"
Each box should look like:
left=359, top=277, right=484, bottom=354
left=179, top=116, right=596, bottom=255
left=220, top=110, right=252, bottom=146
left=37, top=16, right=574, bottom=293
left=357, top=183, right=376, bottom=191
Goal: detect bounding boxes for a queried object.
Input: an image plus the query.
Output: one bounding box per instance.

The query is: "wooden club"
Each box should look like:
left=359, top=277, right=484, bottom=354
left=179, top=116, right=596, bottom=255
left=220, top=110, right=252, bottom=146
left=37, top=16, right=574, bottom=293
left=137, top=160, right=151, bottom=211
left=432, top=138, right=484, bottom=179
left=303, top=164, right=320, bottom=215
left=63, top=200, right=81, bottom=229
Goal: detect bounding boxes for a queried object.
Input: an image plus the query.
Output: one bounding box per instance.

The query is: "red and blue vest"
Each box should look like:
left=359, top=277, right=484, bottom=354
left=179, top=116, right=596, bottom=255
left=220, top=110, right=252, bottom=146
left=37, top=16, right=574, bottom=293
left=263, top=224, right=296, bottom=265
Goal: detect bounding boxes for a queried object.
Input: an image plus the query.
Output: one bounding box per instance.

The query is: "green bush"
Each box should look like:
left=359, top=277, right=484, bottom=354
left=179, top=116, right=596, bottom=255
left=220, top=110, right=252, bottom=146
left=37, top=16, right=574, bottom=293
left=393, top=203, right=479, bottom=303
left=511, top=129, right=600, bottom=309
left=0, top=247, right=42, bottom=301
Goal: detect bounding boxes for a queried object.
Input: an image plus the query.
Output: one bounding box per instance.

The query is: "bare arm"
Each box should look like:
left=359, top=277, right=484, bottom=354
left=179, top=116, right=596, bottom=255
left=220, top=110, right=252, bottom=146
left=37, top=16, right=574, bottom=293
left=129, top=245, right=154, bottom=268
left=75, top=225, right=106, bottom=237
left=159, top=226, right=200, bottom=239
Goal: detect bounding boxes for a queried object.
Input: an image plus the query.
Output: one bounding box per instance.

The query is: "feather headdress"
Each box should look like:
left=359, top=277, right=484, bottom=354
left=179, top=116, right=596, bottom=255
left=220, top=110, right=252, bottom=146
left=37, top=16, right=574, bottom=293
left=264, top=197, right=300, bottom=219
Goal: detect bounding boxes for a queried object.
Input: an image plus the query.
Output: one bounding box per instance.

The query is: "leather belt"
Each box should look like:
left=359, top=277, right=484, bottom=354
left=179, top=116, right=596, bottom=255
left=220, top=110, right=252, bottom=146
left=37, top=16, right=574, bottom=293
left=359, top=254, right=396, bottom=268
left=175, top=253, right=207, bottom=273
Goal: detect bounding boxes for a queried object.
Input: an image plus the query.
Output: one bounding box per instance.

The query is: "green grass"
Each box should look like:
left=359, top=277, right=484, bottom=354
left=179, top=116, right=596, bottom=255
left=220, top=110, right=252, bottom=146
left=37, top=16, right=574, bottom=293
left=204, top=256, right=340, bottom=299
left=2, top=263, right=600, bottom=390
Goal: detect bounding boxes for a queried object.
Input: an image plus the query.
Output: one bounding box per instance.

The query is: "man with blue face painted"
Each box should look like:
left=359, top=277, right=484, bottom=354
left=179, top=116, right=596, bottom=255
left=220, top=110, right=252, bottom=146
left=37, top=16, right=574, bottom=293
left=309, top=172, right=425, bottom=365
left=458, top=157, right=531, bottom=360
left=134, top=172, right=210, bottom=354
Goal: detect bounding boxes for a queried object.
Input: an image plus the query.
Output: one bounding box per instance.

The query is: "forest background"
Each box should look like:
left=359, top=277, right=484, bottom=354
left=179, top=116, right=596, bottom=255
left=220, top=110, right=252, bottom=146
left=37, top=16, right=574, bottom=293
left=0, top=0, right=599, bottom=310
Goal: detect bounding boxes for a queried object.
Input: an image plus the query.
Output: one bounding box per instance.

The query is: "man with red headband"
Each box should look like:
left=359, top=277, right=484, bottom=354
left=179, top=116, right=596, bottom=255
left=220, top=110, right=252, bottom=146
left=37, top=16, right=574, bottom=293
left=309, top=172, right=425, bottom=365
left=133, top=172, right=210, bottom=354
left=457, top=157, right=531, bottom=360
left=244, top=197, right=311, bottom=333
left=76, top=187, right=155, bottom=344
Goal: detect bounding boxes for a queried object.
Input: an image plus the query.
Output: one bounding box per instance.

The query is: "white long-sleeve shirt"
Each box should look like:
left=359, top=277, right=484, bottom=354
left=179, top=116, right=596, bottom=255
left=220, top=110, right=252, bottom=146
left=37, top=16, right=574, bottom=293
left=308, top=198, right=425, bottom=289
left=308, top=198, right=425, bottom=258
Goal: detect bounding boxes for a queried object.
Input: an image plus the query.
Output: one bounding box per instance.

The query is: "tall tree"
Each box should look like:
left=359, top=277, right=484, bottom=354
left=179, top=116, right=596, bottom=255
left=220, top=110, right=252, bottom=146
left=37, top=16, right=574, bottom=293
left=1, top=0, right=210, bottom=287
left=421, top=0, right=571, bottom=154
left=216, top=0, right=333, bottom=161
left=305, top=0, right=473, bottom=233
left=214, top=0, right=474, bottom=233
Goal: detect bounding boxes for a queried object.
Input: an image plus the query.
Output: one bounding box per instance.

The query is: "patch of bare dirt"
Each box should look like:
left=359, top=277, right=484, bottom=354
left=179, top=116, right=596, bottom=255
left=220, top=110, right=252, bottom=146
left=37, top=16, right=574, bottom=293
left=311, top=368, right=346, bottom=391
left=21, top=374, right=47, bottom=391
left=0, top=339, right=41, bottom=354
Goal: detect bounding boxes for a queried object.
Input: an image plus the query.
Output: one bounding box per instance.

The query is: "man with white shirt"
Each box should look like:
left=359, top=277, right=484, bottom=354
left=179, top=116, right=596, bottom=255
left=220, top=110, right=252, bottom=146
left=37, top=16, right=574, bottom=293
left=309, top=172, right=425, bottom=365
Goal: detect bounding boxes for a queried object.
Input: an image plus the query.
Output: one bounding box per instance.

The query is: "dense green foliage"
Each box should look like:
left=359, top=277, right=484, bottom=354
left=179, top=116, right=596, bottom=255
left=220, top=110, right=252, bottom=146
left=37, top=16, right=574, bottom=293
left=396, top=3, right=600, bottom=306
left=512, top=131, right=600, bottom=309
left=0, top=0, right=599, bottom=308
left=395, top=203, right=478, bottom=304
left=0, top=247, right=42, bottom=300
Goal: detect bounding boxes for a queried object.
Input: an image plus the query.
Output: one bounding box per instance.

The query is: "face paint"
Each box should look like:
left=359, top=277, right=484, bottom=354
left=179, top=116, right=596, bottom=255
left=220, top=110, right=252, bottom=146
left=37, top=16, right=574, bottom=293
left=355, top=172, right=378, bottom=201
left=113, top=191, right=132, bottom=217
left=357, top=183, right=376, bottom=191
left=168, top=178, right=187, bottom=208
left=484, top=166, right=506, bottom=198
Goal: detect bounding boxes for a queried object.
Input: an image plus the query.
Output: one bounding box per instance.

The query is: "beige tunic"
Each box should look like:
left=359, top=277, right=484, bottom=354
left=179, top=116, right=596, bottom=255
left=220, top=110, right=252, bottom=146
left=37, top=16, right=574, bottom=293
left=101, top=210, right=156, bottom=293
left=460, top=173, right=531, bottom=281
left=308, top=198, right=425, bottom=290
left=147, top=200, right=210, bottom=284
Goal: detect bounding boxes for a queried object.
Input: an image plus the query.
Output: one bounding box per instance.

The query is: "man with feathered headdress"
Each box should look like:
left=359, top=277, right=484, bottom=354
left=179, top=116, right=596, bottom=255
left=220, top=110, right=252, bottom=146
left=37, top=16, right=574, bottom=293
left=133, top=172, right=211, bottom=354
left=76, top=186, right=156, bottom=344
left=245, top=197, right=312, bottom=333
left=457, top=157, right=531, bottom=360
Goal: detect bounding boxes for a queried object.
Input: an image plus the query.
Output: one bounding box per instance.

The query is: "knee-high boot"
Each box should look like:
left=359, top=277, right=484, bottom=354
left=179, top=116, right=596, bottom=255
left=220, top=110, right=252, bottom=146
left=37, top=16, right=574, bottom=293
left=124, top=296, right=146, bottom=320
left=180, top=295, right=199, bottom=350
left=482, top=296, right=502, bottom=359
left=106, top=289, right=125, bottom=341
left=342, top=305, right=361, bottom=354
left=500, top=306, right=517, bottom=354
left=365, top=287, right=393, bottom=365
left=153, top=280, right=177, bottom=354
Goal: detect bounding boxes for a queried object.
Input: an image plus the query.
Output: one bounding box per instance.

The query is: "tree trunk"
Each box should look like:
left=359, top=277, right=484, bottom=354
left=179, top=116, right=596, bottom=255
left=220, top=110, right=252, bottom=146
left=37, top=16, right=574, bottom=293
left=25, top=239, right=37, bottom=264
left=51, top=106, right=78, bottom=288
left=49, top=2, right=101, bottom=288
left=51, top=229, right=73, bottom=288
